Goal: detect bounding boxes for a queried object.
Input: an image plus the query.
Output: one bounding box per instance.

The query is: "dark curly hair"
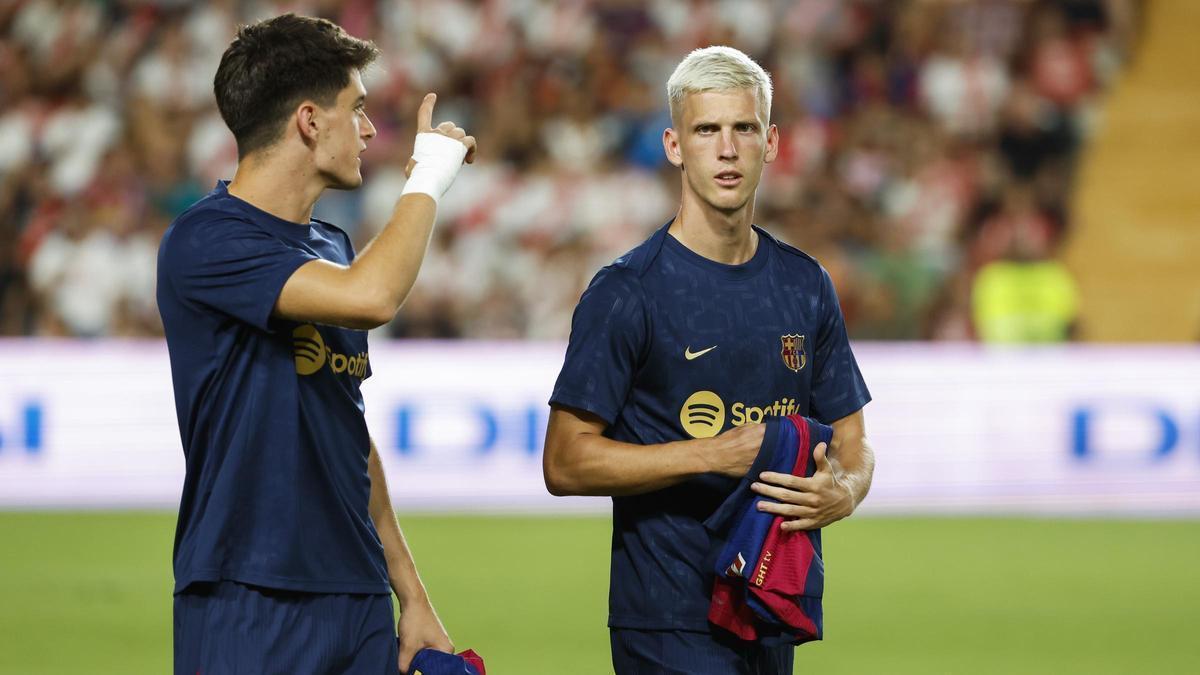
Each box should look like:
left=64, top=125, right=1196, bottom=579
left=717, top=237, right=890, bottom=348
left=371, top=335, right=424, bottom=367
left=213, top=14, right=380, bottom=159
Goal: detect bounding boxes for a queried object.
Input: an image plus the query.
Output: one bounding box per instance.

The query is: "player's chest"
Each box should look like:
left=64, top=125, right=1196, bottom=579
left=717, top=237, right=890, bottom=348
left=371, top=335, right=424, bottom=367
left=639, top=288, right=819, bottom=390
left=282, top=321, right=371, bottom=386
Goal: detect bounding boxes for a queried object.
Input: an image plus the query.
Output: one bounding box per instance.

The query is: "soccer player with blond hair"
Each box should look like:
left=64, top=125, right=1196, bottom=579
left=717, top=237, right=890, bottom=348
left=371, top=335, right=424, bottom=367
left=544, top=46, right=874, bottom=673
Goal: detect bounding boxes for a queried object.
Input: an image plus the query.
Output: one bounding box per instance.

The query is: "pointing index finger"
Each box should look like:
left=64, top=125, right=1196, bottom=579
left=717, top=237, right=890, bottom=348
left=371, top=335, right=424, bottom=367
left=417, top=92, right=436, bottom=132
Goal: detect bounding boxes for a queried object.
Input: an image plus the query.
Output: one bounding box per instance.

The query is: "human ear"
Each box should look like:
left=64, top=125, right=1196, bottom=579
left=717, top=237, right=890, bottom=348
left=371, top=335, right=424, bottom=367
left=763, top=124, right=780, bottom=164
left=296, top=102, right=321, bottom=144
left=663, top=127, right=683, bottom=169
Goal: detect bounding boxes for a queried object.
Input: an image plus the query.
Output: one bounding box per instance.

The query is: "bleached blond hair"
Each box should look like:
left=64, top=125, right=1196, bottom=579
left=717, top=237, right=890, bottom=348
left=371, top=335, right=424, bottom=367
left=666, top=46, right=773, bottom=124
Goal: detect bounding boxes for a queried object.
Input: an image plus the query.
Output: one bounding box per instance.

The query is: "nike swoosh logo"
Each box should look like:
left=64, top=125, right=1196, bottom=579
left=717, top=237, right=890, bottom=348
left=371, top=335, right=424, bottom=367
left=684, top=345, right=717, bottom=360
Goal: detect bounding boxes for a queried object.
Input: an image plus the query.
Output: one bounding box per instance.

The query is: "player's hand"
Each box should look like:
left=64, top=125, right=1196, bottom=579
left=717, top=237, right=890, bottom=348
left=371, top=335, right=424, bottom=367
left=405, top=92, right=477, bottom=179
left=397, top=598, right=453, bottom=673
left=750, top=442, right=854, bottom=531
left=708, top=423, right=765, bottom=478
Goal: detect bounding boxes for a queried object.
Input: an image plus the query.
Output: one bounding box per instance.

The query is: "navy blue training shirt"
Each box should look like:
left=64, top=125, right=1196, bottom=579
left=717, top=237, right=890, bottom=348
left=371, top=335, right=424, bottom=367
left=550, top=222, right=871, bottom=632
left=157, top=181, right=388, bottom=595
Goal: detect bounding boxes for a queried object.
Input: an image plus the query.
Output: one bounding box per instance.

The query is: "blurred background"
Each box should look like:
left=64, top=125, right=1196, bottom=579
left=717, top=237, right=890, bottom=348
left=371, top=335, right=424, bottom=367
left=1, top=0, right=1199, bottom=674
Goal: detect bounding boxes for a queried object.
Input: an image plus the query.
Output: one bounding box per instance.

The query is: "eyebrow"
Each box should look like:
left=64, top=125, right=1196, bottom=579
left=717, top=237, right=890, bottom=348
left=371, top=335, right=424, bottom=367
left=692, top=119, right=759, bottom=129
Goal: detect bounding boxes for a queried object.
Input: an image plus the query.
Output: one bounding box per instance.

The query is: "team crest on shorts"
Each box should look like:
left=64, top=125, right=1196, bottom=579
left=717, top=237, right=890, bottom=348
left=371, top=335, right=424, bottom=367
left=780, top=334, right=807, bottom=372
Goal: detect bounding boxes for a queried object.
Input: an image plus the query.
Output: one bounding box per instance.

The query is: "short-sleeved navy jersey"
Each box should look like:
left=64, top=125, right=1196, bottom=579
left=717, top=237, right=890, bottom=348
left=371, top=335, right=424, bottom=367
left=157, top=181, right=388, bottom=595
left=550, top=221, right=871, bottom=631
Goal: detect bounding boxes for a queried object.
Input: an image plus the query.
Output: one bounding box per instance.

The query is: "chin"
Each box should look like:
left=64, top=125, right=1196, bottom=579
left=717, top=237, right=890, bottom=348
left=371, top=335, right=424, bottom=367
left=707, top=191, right=752, bottom=214
left=327, top=171, right=364, bottom=191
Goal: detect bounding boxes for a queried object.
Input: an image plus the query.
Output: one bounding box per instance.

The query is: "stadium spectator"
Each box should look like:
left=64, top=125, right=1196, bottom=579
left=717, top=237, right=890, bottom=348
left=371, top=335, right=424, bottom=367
left=0, top=0, right=1135, bottom=341
left=971, top=250, right=1080, bottom=344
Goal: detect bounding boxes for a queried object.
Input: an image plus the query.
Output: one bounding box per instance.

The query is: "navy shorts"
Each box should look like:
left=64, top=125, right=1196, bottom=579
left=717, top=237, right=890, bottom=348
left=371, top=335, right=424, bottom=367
left=174, top=581, right=398, bottom=675
left=610, top=628, right=794, bottom=675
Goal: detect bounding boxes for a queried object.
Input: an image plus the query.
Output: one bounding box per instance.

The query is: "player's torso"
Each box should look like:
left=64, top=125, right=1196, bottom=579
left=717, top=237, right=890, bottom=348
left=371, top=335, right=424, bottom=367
left=265, top=227, right=372, bottom=421
left=619, top=236, right=822, bottom=444
left=282, top=319, right=371, bottom=412
left=173, top=213, right=372, bottom=450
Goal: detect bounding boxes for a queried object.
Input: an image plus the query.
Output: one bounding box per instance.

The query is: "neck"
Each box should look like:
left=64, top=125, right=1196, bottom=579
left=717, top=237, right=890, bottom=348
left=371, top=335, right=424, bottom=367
left=227, top=151, right=324, bottom=224
left=668, top=189, right=758, bottom=265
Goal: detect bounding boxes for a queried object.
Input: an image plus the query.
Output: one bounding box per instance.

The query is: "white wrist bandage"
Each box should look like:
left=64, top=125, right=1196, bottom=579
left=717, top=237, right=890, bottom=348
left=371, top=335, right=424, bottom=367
left=401, top=132, right=469, bottom=204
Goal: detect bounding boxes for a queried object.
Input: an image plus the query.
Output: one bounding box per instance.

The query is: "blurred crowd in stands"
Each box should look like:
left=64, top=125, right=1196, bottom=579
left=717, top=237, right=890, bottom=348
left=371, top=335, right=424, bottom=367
left=0, top=0, right=1138, bottom=341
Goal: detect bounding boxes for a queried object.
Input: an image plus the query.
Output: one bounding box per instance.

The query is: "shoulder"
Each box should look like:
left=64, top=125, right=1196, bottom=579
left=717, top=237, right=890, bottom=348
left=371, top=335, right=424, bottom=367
left=310, top=217, right=355, bottom=253
left=582, top=262, right=645, bottom=307
left=176, top=186, right=241, bottom=225
left=756, top=226, right=824, bottom=274
left=163, top=195, right=255, bottom=247
left=579, top=224, right=672, bottom=299
left=753, top=225, right=849, bottom=309
left=756, top=226, right=840, bottom=299
left=158, top=195, right=278, bottom=272
left=574, top=242, right=664, bottom=327
left=609, top=222, right=673, bottom=278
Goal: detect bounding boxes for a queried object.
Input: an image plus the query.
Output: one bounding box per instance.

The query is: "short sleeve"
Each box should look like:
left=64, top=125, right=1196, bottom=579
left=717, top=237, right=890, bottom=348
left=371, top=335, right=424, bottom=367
left=549, top=266, right=649, bottom=426
left=162, top=217, right=316, bottom=331
left=809, top=267, right=872, bottom=423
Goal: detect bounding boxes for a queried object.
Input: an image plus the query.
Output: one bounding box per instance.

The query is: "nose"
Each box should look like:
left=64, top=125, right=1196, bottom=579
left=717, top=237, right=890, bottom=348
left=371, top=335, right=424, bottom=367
left=362, top=113, right=377, bottom=141
left=719, top=128, right=737, bottom=161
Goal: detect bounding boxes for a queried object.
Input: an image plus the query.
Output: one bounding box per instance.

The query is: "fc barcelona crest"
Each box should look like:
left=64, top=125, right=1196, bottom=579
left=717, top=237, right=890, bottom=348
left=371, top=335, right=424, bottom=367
left=780, top=334, right=807, bottom=372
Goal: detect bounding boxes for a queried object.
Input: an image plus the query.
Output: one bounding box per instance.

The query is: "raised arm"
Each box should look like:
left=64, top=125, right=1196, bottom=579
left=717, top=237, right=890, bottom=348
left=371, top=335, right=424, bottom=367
left=273, top=93, right=476, bottom=329
left=542, top=405, right=764, bottom=497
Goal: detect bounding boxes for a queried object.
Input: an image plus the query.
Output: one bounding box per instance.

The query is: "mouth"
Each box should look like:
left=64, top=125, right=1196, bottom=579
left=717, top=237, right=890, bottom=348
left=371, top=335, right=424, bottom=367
left=714, top=170, right=743, bottom=188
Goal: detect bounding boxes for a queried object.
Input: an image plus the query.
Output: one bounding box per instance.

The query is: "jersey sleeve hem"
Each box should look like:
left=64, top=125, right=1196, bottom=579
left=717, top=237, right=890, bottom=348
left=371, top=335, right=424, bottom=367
left=253, top=255, right=317, bottom=332
left=548, top=392, right=619, bottom=427
left=813, top=393, right=872, bottom=425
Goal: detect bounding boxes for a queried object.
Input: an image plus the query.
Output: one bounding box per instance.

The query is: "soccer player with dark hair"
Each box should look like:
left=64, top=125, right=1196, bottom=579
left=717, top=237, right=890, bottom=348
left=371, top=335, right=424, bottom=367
left=157, top=14, right=475, bottom=674
left=543, top=46, right=874, bottom=674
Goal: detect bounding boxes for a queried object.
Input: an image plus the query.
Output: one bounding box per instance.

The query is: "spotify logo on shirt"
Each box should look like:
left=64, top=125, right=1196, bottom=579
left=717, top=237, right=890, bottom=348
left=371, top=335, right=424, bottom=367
left=680, top=390, right=726, bottom=439
left=292, top=325, right=368, bottom=379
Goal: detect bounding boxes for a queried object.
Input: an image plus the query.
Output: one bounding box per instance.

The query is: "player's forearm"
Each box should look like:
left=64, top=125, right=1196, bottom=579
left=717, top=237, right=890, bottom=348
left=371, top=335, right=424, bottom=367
left=272, top=194, right=439, bottom=329
left=544, top=433, right=728, bottom=497
left=347, top=193, right=439, bottom=324
left=347, top=97, right=471, bottom=326
left=274, top=99, right=472, bottom=329
left=829, top=416, right=874, bottom=508
left=367, top=440, right=434, bottom=607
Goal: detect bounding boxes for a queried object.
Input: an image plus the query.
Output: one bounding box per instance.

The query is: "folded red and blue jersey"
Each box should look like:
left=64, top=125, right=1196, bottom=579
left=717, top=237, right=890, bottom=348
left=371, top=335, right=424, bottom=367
left=406, top=648, right=485, bottom=675
left=704, top=415, right=833, bottom=646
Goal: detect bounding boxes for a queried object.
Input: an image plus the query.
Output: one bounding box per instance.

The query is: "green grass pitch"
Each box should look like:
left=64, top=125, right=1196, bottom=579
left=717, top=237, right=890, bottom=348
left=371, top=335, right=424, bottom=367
left=0, top=513, right=1197, bottom=674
